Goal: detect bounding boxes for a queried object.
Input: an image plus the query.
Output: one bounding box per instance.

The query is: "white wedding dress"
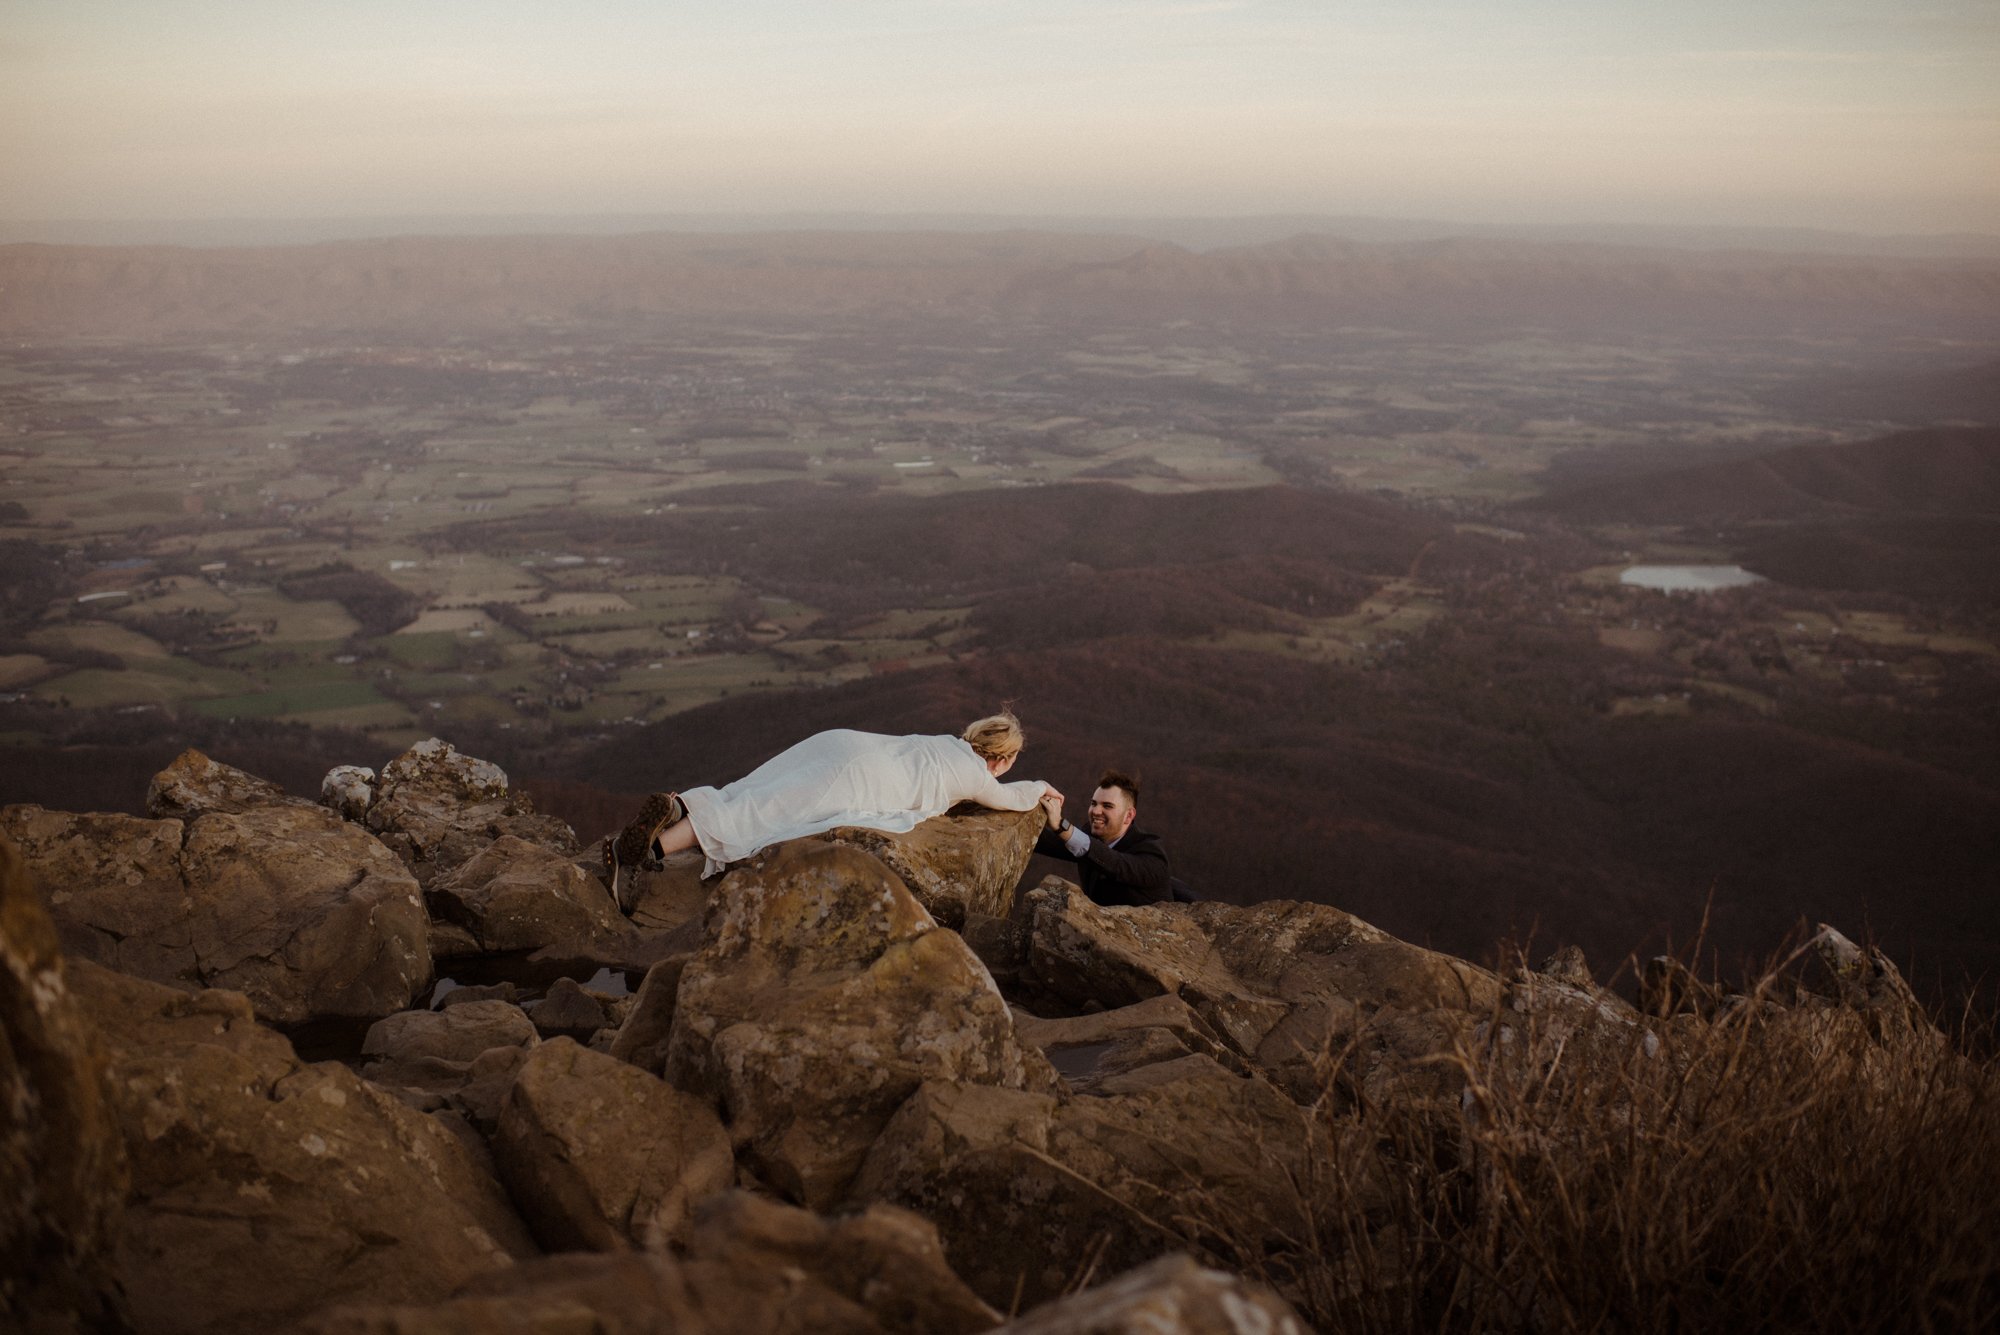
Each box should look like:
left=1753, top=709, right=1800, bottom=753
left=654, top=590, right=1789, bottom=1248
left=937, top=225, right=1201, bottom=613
left=677, top=728, right=1048, bottom=876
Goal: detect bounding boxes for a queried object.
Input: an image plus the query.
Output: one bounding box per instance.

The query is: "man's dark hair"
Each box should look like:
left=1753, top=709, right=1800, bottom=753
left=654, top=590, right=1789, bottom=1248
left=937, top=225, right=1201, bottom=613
left=1097, top=769, right=1139, bottom=803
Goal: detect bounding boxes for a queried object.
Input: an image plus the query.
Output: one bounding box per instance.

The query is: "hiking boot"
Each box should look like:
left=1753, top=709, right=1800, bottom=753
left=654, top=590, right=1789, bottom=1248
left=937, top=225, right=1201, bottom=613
left=602, top=791, right=683, bottom=905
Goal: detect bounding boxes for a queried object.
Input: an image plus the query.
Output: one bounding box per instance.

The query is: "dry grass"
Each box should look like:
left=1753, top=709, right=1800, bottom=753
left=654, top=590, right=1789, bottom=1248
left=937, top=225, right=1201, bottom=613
left=1182, top=957, right=2000, bottom=1334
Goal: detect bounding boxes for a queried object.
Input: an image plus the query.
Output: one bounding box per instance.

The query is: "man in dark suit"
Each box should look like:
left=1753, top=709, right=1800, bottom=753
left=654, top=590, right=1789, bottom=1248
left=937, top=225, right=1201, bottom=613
left=1035, top=769, right=1173, bottom=906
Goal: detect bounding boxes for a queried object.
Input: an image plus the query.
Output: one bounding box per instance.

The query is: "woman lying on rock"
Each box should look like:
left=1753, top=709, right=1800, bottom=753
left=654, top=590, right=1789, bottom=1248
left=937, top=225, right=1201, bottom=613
left=601, top=712, right=1057, bottom=893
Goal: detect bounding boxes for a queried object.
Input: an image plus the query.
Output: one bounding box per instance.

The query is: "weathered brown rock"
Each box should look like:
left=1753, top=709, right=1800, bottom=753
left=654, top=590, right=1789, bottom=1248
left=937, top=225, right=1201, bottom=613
left=1020, top=890, right=1510, bottom=1106
left=429, top=835, right=626, bottom=955
left=295, top=1191, right=999, bottom=1335
left=665, top=841, right=1058, bottom=1209
left=437, top=980, right=522, bottom=1008
left=1807, top=922, right=1943, bottom=1051
left=4, top=799, right=432, bottom=1024
left=1238, top=925, right=1503, bottom=1105
left=681, top=1192, right=1000, bottom=1334
left=1022, top=880, right=1239, bottom=1009
left=1013, top=994, right=1245, bottom=1093
left=320, top=763, right=376, bottom=821
left=146, top=747, right=318, bottom=820
left=360, top=999, right=539, bottom=1097
left=453, top=1043, right=530, bottom=1134
left=820, top=804, right=1045, bottom=929
left=179, top=803, right=434, bottom=1021
left=427, top=918, right=482, bottom=960
left=1182, top=899, right=1396, bottom=988
left=606, top=951, right=691, bottom=1075
left=366, top=997, right=540, bottom=1062
left=493, top=1037, right=735, bottom=1252
left=0, top=837, right=130, bottom=1334
left=68, top=960, right=536, bottom=1335
left=357, top=739, right=579, bottom=887
left=1, top=807, right=190, bottom=987
left=849, top=1059, right=1322, bottom=1313
left=1021, top=882, right=1287, bottom=1053
left=524, top=975, right=609, bottom=1040
left=994, top=1253, right=1307, bottom=1334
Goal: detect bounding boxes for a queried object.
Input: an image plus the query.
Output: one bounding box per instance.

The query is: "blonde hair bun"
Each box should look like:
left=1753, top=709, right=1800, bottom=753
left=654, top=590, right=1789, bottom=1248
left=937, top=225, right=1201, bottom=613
left=961, top=712, right=1024, bottom=761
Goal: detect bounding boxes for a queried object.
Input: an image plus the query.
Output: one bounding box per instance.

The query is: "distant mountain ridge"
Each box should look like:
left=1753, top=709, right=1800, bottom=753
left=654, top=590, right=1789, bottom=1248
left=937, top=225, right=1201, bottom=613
left=7, top=210, right=1998, bottom=259
left=1534, top=427, right=2000, bottom=524
left=4, top=229, right=1997, bottom=337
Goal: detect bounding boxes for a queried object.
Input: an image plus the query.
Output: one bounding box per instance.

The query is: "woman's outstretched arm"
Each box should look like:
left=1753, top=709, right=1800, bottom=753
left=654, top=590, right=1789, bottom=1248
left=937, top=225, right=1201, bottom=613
left=967, top=774, right=1050, bottom=812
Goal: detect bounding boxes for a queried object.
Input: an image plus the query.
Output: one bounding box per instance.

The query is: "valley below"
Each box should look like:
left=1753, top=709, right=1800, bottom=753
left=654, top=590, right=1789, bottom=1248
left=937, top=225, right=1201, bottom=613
left=3, top=228, right=1998, bottom=1006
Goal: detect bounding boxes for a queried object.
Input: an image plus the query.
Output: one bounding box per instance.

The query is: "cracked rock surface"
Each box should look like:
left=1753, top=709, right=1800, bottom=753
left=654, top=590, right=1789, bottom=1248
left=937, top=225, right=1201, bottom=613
left=3, top=794, right=431, bottom=1025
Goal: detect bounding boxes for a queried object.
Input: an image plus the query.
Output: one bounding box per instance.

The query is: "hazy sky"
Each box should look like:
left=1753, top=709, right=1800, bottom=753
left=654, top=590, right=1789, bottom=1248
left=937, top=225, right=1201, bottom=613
left=5, top=0, right=1998, bottom=232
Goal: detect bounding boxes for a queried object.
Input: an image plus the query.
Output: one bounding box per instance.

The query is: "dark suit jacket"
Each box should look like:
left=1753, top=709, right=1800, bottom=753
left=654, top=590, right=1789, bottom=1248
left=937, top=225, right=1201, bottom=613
left=1035, top=825, right=1172, bottom=907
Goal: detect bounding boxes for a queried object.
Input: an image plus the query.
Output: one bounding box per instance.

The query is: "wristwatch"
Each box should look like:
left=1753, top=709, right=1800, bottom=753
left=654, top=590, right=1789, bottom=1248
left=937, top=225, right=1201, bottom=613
left=1058, top=820, right=1073, bottom=837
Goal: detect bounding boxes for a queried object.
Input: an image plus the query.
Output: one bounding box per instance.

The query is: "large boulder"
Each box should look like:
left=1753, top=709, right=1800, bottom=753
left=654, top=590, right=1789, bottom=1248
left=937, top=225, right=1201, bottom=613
left=4, top=799, right=432, bottom=1024
left=995, top=1254, right=1307, bottom=1334
left=145, top=747, right=317, bottom=820
left=428, top=835, right=627, bottom=956
left=1020, top=888, right=1509, bottom=1106
left=0, top=837, right=130, bottom=1333
left=1020, top=882, right=1288, bottom=1052
left=820, top=805, right=1046, bottom=928
left=295, top=1191, right=999, bottom=1335
left=493, top=1038, right=735, bottom=1252
left=359, top=999, right=540, bottom=1099
left=664, top=841, right=1058, bottom=1209
left=848, top=1059, right=1324, bottom=1313
left=1193, top=901, right=1502, bottom=1105
left=68, top=960, right=536, bottom=1335
left=348, top=739, right=579, bottom=887
left=1, top=807, right=189, bottom=988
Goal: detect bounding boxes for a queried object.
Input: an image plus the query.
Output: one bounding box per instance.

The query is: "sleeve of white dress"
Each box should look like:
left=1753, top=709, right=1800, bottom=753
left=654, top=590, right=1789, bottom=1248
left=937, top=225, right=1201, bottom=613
left=966, top=774, right=1049, bottom=812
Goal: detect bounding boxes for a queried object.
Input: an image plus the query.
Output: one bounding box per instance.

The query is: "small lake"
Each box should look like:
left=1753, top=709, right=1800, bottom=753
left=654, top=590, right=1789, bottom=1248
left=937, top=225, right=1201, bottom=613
left=1619, top=565, right=1767, bottom=593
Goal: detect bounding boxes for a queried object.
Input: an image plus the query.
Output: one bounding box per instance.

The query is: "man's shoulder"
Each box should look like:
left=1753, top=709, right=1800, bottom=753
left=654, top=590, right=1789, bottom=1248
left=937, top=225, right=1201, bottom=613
left=1116, top=828, right=1167, bottom=855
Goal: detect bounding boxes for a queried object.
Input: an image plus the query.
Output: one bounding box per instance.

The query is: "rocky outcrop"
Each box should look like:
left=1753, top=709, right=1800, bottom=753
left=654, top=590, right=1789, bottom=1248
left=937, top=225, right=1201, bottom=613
left=5, top=744, right=1965, bottom=1335
left=0, top=837, right=130, bottom=1333
left=428, top=835, right=627, bottom=956
left=337, top=739, right=579, bottom=888
left=1015, top=884, right=1505, bottom=1105
left=0, top=808, right=188, bottom=993
left=1019, top=880, right=1262, bottom=1020
left=68, top=960, right=536, bottom=1335
left=847, top=1059, right=1324, bottom=1313
left=820, top=805, right=1046, bottom=928
left=295, top=1191, right=1000, bottom=1335
left=493, top=1037, right=734, bottom=1252
left=1805, top=922, right=1944, bottom=1051
left=664, top=841, right=1059, bottom=1209
left=4, top=789, right=431, bottom=1024
left=994, top=1254, right=1306, bottom=1334
left=146, top=746, right=318, bottom=819
left=1012, top=993, right=1247, bottom=1093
